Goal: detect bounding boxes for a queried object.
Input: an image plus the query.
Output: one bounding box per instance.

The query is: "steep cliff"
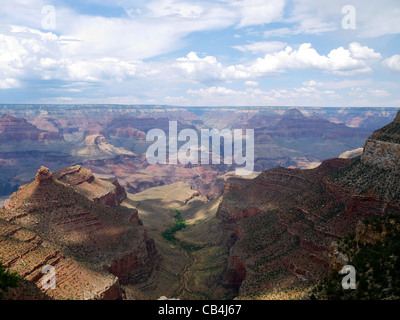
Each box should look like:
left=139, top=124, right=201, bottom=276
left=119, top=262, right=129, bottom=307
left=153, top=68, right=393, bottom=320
left=361, top=111, right=400, bottom=170
left=217, top=111, right=400, bottom=299
left=0, top=114, right=62, bottom=142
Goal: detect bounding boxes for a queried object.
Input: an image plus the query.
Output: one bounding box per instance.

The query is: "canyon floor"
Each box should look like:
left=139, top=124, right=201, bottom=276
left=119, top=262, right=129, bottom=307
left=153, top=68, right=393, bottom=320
left=121, top=182, right=235, bottom=300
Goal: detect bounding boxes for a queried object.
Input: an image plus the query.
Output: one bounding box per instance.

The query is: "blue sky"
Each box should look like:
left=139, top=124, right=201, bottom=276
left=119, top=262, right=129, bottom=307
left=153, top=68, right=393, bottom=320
left=0, top=0, right=400, bottom=106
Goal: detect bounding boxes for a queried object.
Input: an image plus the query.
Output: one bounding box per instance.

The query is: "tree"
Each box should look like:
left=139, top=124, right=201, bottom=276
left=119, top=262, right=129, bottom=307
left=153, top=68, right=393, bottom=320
left=0, top=262, right=19, bottom=299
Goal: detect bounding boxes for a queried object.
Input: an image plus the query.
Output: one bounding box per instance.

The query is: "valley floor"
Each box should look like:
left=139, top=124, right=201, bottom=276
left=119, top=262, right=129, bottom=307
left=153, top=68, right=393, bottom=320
left=121, top=182, right=235, bottom=300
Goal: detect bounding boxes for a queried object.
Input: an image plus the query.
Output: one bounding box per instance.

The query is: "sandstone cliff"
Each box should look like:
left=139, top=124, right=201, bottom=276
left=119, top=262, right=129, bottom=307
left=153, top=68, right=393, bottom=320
left=0, top=166, right=159, bottom=299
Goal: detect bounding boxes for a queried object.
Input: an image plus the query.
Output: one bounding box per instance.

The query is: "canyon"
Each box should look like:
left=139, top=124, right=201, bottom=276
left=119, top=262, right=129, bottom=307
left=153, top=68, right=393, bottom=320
left=1, top=105, right=400, bottom=300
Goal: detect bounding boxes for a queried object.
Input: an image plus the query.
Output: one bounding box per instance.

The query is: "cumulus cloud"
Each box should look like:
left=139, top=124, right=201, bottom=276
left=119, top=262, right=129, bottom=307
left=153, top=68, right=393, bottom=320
left=0, top=26, right=61, bottom=88
left=383, top=55, right=400, bottom=73
left=247, top=42, right=376, bottom=76
left=349, top=42, right=381, bottom=60
left=174, top=51, right=248, bottom=83
left=0, top=0, right=398, bottom=106
left=0, top=25, right=143, bottom=88
left=173, top=42, right=381, bottom=85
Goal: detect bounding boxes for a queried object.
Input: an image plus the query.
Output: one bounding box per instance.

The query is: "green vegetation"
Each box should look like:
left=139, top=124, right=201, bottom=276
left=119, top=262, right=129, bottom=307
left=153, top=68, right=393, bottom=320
left=162, top=210, right=186, bottom=241
left=162, top=210, right=202, bottom=252
left=328, top=156, right=400, bottom=203
left=311, top=214, right=400, bottom=300
left=0, top=262, right=19, bottom=299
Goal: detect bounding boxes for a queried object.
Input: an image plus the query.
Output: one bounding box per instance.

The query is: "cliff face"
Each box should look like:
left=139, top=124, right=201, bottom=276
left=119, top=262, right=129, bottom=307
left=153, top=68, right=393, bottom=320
left=0, top=114, right=62, bottom=142
left=361, top=111, right=400, bottom=170
left=0, top=166, right=158, bottom=299
left=217, top=111, right=400, bottom=299
left=362, top=139, right=400, bottom=170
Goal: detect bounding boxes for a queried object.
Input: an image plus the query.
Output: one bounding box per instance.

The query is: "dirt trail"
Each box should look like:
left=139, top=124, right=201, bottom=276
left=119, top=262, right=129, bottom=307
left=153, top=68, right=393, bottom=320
left=178, top=250, right=194, bottom=296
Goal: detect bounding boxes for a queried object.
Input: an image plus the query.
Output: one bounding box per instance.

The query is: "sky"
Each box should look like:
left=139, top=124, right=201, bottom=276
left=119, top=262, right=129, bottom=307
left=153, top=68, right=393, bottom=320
left=0, top=0, right=400, bottom=107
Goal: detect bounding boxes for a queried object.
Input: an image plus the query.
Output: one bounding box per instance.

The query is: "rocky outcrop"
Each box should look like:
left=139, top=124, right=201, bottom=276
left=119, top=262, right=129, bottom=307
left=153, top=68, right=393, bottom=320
left=1, top=166, right=159, bottom=299
left=73, top=134, right=136, bottom=161
left=105, top=236, right=157, bottom=284
left=54, top=165, right=127, bottom=207
left=354, top=220, right=386, bottom=244
left=35, top=166, right=53, bottom=184
left=361, top=111, right=400, bottom=170
left=361, top=139, right=400, bottom=170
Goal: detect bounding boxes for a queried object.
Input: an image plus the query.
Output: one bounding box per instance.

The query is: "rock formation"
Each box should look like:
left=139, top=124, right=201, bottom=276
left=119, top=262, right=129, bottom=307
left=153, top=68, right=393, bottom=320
left=0, top=166, right=159, bottom=299
left=361, top=111, right=400, bottom=170
left=53, top=165, right=127, bottom=206
left=73, top=134, right=136, bottom=161
left=217, top=110, right=400, bottom=299
left=0, top=114, right=62, bottom=142
left=35, top=166, right=53, bottom=184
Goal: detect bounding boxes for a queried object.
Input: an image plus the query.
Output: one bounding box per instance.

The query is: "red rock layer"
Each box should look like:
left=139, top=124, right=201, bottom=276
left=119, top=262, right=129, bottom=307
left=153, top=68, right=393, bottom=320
left=217, top=157, right=395, bottom=297
left=0, top=114, right=61, bottom=141
left=53, top=165, right=127, bottom=206
left=1, top=166, right=158, bottom=299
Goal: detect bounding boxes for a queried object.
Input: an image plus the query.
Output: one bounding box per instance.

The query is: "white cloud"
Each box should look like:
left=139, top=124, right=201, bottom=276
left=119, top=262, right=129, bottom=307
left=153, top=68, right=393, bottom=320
left=247, top=43, right=375, bottom=76
left=232, top=0, right=285, bottom=28
left=349, top=42, right=381, bottom=60
left=173, top=42, right=381, bottom=85
left=146, top=0, right=204, bottom=19
left=302, top=80, right=322, bottom=87
left=185, top=84, right=344, bottom=106
left=0, top=26, right=61, bottom=88
left=174, top=51, right=251, bottom=83
left=0, top=25, right=145, bottom=88
left=244, top=81, right=259, bottom=87
left=0, top=0, right=398, bottom=106
left=0, top=78, right=20, bottom=89
left=188, top=86, right=236, bottom=97
left=264, top=0, right=400, bottom=38
left=368, top=89, right=390, bottom=97
left=233, top=41, right=287, bottom=54
left=383, top=55, right=400, bottom=73
left=174, top=52, right=227, bottom=82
